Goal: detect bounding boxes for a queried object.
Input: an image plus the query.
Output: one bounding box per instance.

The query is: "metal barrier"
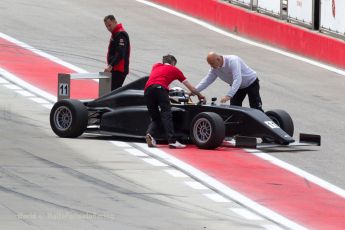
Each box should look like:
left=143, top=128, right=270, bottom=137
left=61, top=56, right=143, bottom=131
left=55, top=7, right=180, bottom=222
left=320, top=0, right=345, bottom=39
left=228, top=0, right=254, bottom=9
left=257, top=0, right=283, bottom=19
left=225, top=0, right=286, bottom=19
left=222, top=0, right=345, bottom=40
left=287, top=0, right=319, bottom=30
left=57, top=72, right=111, bottom=101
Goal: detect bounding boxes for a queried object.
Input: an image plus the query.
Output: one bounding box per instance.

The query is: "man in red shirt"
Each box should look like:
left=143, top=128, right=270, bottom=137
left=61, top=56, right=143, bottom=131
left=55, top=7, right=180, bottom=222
left=104, top=15, right=130, bottom=90
left=144, top=55, right=205, bottom=148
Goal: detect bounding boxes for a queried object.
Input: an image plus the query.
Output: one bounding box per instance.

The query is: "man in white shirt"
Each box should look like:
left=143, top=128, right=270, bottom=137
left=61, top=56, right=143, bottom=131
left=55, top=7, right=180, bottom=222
left=195, top=52, right=263, bottom=111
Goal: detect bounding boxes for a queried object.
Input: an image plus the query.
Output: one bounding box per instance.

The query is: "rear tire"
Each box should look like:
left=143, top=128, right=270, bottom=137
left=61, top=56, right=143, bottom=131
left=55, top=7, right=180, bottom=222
left=50, top=99, right=88, bottom=138
left=190, top=112, right=225, bottom=149
left=263, top=109, right=294, bottom=143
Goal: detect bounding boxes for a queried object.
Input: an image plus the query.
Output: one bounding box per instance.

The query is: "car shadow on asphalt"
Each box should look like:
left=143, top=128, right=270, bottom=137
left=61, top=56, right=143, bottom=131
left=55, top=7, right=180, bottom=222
left=80, top=134, right=318, bottom=154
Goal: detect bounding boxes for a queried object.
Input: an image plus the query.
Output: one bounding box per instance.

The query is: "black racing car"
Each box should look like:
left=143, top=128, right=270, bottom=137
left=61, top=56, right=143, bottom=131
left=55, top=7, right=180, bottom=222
left=50, top=76, right=320, bottom=149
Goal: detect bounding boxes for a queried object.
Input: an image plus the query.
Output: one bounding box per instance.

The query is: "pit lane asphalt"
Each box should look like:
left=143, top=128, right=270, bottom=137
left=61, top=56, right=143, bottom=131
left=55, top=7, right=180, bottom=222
left=0, top=0, right=344, bottom=228
left=0, top=82, right=278, bottom=229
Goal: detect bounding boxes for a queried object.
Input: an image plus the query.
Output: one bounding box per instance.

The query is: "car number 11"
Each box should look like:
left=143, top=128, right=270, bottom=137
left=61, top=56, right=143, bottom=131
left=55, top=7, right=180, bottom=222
left=59, top=83, right=69, bottom=96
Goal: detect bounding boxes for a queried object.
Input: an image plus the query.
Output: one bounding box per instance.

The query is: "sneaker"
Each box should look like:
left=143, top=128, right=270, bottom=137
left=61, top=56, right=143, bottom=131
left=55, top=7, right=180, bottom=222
left=169, top=141, right=186, bottom=149
left=146, top=134, right=157, bottom=147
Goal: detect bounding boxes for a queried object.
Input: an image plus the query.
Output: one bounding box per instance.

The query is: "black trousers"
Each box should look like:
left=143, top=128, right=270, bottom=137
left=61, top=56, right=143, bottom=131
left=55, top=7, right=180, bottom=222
left=144, top=85, right=176, bottom=143
left=111, top=71, right=127, bottom=91
left=230, top=78, right=263, bottom=111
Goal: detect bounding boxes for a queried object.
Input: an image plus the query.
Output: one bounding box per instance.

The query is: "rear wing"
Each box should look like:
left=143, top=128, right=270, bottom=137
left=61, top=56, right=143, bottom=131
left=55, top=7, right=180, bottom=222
left=57, top=72, right=111, bottom=101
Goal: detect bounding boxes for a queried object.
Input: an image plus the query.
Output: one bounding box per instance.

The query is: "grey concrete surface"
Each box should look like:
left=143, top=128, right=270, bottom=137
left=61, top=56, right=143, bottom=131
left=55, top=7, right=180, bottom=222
left=0, top=83, right=275, bottom=229
left=0, top=0, right=344, bottom=228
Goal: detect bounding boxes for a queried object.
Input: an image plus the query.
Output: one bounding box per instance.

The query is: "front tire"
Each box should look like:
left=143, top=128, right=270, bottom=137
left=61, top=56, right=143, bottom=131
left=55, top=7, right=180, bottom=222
left=50, top=99, right=88, bottom=138
left=263, top=109, right=294, bottom=143
left=190, top=112, right=225, bottom=149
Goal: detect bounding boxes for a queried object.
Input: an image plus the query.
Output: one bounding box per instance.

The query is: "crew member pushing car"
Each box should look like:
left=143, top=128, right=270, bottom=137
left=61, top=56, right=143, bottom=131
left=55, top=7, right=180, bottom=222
left=104, top=15, right=130, bottom=90
left=144, top=54, right=205, bottom=149
left=195, top=52, right=263, bottom=111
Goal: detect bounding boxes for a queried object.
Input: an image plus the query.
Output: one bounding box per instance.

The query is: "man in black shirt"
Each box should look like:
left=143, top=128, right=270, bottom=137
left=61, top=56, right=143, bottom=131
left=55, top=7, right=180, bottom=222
left=104, top=15, right=130, bottom=90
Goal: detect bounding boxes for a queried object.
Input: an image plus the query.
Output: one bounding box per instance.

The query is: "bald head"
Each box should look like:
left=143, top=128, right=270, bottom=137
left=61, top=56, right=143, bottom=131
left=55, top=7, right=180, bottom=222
left=207, top=52, right=223, bottom=69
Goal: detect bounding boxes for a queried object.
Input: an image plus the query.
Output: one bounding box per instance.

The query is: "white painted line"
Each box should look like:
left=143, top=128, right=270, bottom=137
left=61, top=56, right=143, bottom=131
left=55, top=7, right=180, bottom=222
left=125, top=148, right=148, bottom=157
left=249, top=150, right=345, bottom=200
left=110, top=141, right=132, bottom=148
left=142, top=158, right=168, bottom=167
left=164, top=169, right=189, bottom=178
left=136, top=0, right=345, bottom=76
left=0, top=32, right=88, bottom=74
left=244, top=148, right=261, bottom=153
left=0, top=32, right=335, bottom=230
left=42, top=104, right=53, bottom=110
left=134, top=143, right=307, bottom=230
left=184, top=181, right=208, bottom=190
left=4, top=84, right=21, bottom=90
left=261, top=224, right=284, bottom=230
left=226, top=139, right=345, bottom=199
left=204, top=193, right=231, bottom=203
left=15, top=90, right=35, bottom=97
left=0, top=68, right=56, bottom=102
left=230, top=208, right=264, bottom=220
left=0, top=77, right=9, bottom=84
left=30, top=97, right=50, bottom=104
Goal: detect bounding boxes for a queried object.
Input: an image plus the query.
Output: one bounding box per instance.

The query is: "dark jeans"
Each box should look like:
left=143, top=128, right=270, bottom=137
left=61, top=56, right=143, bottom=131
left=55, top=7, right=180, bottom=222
left=144, top=85, right=176, bottom=143
left=231, top=78, right=263, bottom=111
left=111, top=71, right=127, bottom=91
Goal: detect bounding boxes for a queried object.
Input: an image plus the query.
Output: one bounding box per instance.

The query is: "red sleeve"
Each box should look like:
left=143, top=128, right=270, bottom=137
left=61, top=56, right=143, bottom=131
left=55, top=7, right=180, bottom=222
left=152, top=63, right=160, bottom=70
left=175, top=67, right=187, bottom=82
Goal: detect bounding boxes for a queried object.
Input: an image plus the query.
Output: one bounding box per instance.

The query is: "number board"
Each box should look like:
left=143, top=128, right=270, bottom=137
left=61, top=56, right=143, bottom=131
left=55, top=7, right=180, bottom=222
left=59, top=83, right=69, bottom=96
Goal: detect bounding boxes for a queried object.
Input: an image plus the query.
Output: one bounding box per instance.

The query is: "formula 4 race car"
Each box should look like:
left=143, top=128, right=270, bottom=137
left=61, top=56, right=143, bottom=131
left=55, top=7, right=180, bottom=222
left=50, top=76, right=320, bottom=149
